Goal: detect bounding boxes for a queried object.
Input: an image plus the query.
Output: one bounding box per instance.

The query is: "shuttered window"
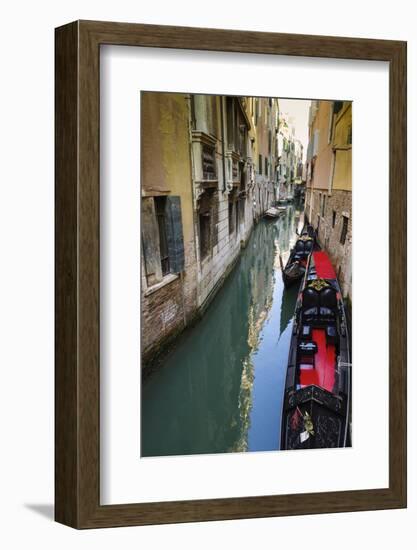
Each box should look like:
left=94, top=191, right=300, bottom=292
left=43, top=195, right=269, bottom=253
left=141, top=195, right=185, bottom=286
left=232, top=159, right=238, bottom=180
left=164, top=196, right=185, bottom=273
left=155, top=197, right=170, bottom=276
left=141, top=197, right=162, bottom=286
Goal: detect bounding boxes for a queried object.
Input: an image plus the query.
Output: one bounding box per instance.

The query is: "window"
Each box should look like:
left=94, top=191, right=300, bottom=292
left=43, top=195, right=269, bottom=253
left=238, top=198, right=245, bottom=226
left=313, top=129, right=320, bottom=156
left=333, top=101, right=343, bottom=114
left=265, top=157, right=268, bottom=177
left=232, top=159, right=239, bottom=181
left=258, top=154, right=262, bottom=175
left=332, top=210, right=337, bottom=228
left=226, top=97, right=245, bottom=154
left=190, top=95, right=196, bottom=130
left=141, top=196, right=185, bottom=286
left=199, top=213, right=211, bottom=259
left=340, top=215, right=349, bottom=245
left=226, top=97, right=234, bottom=150
left=202, top=144, right=216, bottom=180
left=328, top=104, right=334, bottom=143
left=329, top=150, right=336, bottom=193
left=199, top=193, right=213, bottom=260
left=238, top=118, right=247, bottom=158
left=154, top=197, right=170, bottom=276
left=228, top=200, right=235, bottom=235
left=321, top=194, right=326, bottom=218
left=239, top=164, right=246, bottom=192
left=347, top=125, right=352, bottom=145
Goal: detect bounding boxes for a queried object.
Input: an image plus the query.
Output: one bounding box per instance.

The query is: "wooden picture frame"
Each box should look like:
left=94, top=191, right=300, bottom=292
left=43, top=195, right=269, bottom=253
left=55, top=20, right=407, bottom=528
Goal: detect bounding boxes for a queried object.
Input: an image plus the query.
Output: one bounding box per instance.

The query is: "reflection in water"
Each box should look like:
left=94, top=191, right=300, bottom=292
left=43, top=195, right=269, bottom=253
left=141, top=203, right=302, bottom=456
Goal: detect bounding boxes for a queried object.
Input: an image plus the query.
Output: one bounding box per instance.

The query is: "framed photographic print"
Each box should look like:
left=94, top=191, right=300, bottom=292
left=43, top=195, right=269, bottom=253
left=55, top=20, right=407, bottom=528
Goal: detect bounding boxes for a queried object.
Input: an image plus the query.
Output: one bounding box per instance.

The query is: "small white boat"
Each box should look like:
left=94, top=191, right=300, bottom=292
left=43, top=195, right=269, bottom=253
left=264, top=207, right=284, bottom=219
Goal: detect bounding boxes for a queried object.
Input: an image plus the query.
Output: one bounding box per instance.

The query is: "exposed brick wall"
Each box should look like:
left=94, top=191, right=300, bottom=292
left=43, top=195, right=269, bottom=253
left=141, top=276, right=185, bottom=361
left=141, top=231, right=199, bottom=363
left=306, top=188, right=352, bottom=300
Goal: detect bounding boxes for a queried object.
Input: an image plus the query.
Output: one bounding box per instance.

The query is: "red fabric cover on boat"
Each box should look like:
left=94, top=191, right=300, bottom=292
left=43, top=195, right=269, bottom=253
left=299, top=329, right=335, bottom=392
left=299, top=369, right=319, bottom=386
left=313, top=251, right=337, bottom=279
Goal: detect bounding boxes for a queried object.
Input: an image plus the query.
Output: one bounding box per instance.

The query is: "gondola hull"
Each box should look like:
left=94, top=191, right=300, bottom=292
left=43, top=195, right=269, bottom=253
left=282, top=225, right=316, bottom=288
left=283, top=261, right=306, bottom=287
left=281, top=250, right=351, bottom=450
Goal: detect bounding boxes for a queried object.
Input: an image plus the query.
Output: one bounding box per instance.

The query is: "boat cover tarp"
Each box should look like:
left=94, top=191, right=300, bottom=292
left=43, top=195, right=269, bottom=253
left=313, top=251, right=337, bottom=279
left=299, top=329, right=335, bottom=392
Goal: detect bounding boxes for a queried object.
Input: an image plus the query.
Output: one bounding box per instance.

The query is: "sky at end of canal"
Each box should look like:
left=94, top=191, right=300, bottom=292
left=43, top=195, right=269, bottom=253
left=278, top=99, right=311, bottom=162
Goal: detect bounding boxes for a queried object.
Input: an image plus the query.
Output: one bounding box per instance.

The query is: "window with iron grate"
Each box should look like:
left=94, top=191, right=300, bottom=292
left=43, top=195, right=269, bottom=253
left=202, top=144, right=216, bottom=180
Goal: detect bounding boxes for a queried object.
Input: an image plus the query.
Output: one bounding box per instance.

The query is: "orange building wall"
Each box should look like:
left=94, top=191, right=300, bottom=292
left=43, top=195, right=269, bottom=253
left=311, top=101, right=333, bottom=190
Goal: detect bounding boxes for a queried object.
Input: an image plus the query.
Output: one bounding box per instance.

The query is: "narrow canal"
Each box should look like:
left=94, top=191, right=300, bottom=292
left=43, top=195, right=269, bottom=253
left=141, top=202, right=304, bottom=457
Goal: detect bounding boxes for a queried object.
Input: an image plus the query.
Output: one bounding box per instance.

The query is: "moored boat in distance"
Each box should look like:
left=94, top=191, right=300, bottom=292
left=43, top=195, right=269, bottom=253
left=281, top=249, right=351, bottom=450
left=281, top=225, right=316, bottom=288
left=264, top=206, right=284, bottom=219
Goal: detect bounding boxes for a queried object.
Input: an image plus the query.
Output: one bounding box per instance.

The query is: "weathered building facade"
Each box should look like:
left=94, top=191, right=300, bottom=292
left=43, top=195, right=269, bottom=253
left=141, top=93, right=279, bottom=363
left=248, top=97, right=279, bottom=216
left=191, top=94, right=254, bottom=311
left=141, top=93, right=198, bottom=362
left=305, top=100, right=352, bottom=299
left=277, top=114, right=302, bottom=200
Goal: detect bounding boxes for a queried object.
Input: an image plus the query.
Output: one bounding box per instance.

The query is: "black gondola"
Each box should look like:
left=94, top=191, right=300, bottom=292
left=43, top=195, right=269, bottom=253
left=281, top=249, right=351, bottom=450
left=281, top=225, right=316, bottom=288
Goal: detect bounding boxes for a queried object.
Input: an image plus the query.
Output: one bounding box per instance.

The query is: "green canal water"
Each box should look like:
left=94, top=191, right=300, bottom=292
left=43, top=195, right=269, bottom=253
left=141, top=203, right=304, bottom=457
